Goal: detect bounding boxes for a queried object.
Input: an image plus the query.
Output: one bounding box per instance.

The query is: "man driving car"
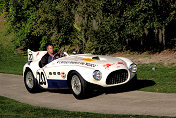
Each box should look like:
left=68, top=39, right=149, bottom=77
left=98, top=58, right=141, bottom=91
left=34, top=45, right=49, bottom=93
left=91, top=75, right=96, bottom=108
left=39, top=44, right=59, bottom=68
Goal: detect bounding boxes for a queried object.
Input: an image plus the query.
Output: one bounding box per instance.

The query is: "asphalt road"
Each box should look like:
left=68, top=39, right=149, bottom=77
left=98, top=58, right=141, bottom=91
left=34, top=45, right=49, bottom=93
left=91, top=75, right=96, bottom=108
left=0, top=73, right=176, bottom=117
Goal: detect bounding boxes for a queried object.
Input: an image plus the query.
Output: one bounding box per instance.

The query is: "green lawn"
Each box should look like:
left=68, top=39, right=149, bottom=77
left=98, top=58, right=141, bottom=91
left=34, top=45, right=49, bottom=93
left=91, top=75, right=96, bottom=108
left=0, top=96, right=172, bottom=118
left=0, top=16, right=25, bottom=75
left=0, top=54, right=27, bottom=75
left=137, top=64, right=176, bottom=93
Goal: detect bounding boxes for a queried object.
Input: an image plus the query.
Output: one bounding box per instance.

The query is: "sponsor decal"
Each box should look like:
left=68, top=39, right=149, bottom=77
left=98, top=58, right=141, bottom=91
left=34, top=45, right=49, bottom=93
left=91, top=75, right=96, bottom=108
left=36, top=52, right=40, bottom=56
left=103, top=64, right=113, bottom=69
left=61, top=72, right=66, bottom=79
left=80, top=58, right=95, bottom=62
left=118, top=62, right=125, bottom=65
left=57, top=61, right=97, bottom=67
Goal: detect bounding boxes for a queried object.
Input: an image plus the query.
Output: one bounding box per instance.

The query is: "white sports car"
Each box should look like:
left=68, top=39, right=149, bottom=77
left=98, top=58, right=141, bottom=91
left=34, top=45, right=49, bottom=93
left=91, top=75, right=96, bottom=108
left=23, top=49, right=137, bottom=99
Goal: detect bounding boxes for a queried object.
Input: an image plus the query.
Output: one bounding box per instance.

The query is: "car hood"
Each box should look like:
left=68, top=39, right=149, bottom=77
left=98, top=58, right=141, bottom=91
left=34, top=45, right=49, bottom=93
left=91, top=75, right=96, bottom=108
left=49, top=54, right=128, bottom=69
left=70, top=54, right=124, bottom=64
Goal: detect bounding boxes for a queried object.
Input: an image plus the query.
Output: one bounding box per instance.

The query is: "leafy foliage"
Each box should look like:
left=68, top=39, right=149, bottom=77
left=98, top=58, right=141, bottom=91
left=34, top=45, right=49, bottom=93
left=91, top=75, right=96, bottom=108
left=1, top=0, right=176, bottom=54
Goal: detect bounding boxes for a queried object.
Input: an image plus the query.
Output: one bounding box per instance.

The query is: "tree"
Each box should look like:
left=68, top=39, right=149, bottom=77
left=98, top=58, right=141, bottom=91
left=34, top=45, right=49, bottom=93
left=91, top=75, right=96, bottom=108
left=2, top=0, right=176, bottom=54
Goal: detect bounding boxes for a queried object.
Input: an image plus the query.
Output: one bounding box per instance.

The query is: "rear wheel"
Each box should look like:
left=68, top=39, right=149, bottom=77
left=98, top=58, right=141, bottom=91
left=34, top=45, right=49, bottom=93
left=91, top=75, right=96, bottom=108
left=70, top=71, right=89, bottom=99
left=24, top=70, right=40, bottom=93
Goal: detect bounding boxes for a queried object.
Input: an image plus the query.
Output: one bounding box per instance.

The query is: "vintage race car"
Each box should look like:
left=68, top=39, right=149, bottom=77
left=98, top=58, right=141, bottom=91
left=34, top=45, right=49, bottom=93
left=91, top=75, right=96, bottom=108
left=23, top=49, right=137, bottom=99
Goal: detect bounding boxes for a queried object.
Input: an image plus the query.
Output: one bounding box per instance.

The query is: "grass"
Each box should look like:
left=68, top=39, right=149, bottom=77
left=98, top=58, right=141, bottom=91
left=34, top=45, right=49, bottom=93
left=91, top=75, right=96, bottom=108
left=0, top=14, right=13, bottom=47
left=0, top=54, right=27, bottom=75
left=0, top=13, right=26, bottom=75
left=0, top=96, right=173, bottom=118
left=137, top=64, right=176, bottom=93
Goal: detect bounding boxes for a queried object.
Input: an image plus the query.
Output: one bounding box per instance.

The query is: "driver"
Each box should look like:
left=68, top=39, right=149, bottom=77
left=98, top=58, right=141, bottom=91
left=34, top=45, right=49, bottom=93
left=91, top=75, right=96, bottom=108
left=40, top=44, right=60, bottom=68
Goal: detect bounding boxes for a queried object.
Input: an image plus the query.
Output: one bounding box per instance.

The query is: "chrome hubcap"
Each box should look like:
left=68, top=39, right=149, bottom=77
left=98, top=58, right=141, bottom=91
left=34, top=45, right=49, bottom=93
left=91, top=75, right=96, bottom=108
left=26, top=71, right=34, bottom=89
left=71, top=75, right=81, bottom=95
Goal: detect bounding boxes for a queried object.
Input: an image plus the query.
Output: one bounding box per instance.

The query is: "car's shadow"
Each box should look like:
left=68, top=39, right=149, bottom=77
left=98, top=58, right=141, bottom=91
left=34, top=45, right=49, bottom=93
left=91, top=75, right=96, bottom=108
left=103, top=80, right=155, bottom=94
left=45, top=79, right=156, bottom=99
left=47, top=89, right=71, bottom=94
left=88, top=80, right=156, bottom=99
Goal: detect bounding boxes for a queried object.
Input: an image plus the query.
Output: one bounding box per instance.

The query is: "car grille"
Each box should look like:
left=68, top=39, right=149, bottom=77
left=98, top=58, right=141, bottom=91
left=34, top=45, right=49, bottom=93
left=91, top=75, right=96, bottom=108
left=106, top=69, right=128, bottom=85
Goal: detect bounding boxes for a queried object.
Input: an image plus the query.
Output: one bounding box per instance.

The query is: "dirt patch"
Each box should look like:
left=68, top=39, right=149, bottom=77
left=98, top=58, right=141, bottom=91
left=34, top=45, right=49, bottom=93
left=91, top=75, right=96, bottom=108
left=111, top=50, right=176, bottom=66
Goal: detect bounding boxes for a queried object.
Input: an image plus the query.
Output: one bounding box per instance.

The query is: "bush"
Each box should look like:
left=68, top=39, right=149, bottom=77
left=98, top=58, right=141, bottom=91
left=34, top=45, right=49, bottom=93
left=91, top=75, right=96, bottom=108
left=1, top=0, right=176, bottom=54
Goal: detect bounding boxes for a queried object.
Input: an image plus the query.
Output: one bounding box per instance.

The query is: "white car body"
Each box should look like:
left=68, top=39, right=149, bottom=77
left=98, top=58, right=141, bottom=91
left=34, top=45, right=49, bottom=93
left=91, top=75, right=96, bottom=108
left=23, top=49, right=137, bottom=99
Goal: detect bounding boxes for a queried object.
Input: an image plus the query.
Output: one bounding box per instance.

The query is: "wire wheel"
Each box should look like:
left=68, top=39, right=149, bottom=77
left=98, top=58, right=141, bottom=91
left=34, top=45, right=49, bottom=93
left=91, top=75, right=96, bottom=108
left=25, top=71, right=34, bottom=89
left=71, top=75, right=82, bottom=95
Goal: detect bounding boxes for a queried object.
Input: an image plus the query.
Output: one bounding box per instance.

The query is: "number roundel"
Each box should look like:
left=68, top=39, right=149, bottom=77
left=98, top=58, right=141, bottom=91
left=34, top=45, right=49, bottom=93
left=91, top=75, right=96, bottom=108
left=28, top=51, right=33, bottom=61
left=36, top=70, right=48, bottom=88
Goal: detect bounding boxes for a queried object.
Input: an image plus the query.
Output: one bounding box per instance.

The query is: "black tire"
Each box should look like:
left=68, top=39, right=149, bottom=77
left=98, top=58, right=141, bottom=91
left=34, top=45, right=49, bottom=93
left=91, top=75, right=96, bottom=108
left=24, top=69, right=40, bottom=93
left=69, top=71, right=89, bottom=99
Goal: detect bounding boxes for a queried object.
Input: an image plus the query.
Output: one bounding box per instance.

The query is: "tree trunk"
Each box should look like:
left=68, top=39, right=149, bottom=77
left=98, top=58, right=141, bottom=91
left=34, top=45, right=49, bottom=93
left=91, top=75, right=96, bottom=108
left=162, top=27, right=165, bottom=49
left=158, top=27, right=166, bottom=50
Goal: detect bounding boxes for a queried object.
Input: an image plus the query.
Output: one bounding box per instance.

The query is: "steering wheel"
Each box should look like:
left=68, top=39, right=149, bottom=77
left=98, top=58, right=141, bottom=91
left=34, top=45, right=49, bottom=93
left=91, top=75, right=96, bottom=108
left=54, top=52, right=69, bottom=59
left=62, top=52, right=69, bottom=57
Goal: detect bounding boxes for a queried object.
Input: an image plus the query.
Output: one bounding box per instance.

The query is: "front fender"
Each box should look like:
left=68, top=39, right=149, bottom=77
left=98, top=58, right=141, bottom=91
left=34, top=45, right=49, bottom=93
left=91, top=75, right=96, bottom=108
left=23, top=61, right=40, bottom=79
left=117, top=57, right=133, bottom=68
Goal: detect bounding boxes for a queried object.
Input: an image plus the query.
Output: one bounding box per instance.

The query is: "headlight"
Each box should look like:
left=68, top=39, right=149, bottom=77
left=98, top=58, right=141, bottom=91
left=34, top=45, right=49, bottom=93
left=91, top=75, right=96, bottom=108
left=93, top=70, right=102, bottom=81
left=129, top=63, right=137, bottom=73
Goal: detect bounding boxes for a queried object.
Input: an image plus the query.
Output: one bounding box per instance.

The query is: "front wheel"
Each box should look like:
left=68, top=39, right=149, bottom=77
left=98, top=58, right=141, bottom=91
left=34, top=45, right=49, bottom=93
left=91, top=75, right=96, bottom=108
left=70, top=72, right=89, bottom=99
left=24, top=70, right=40, bottom=93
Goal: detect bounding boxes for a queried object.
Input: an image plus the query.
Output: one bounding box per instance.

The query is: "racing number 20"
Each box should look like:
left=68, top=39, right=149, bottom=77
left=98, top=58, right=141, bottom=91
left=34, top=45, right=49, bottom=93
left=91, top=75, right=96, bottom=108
left=37, top=72, right=46, bottom=85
